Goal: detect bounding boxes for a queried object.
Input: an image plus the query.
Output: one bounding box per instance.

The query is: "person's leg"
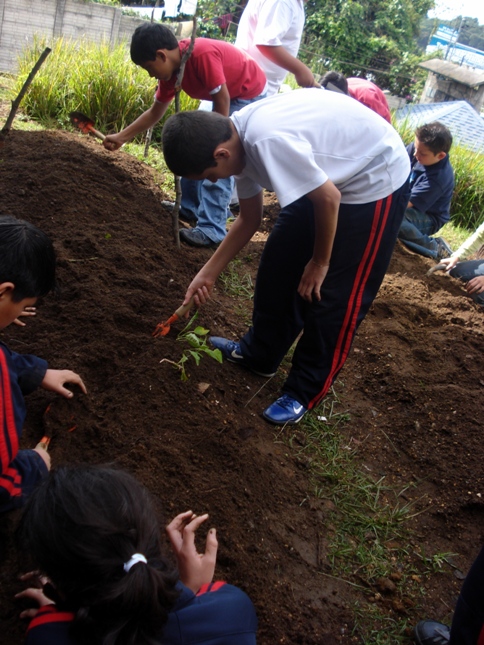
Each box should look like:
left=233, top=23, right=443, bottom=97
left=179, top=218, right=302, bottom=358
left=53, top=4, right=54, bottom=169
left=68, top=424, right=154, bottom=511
left=449, top=545, right=484, bottom=644
left=180, top=95, right=268, bottom=247
left=398, top=208, right=442, bottom=259
left=180, top=178, right=201, bottom=224
left=449, top=260, right=484, bottom=306
left=283, top=181, right=409, bottom=408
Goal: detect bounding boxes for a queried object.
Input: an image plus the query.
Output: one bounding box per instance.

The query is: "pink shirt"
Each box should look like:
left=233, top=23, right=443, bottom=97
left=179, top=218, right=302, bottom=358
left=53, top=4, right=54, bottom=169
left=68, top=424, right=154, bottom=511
left=347, top=78, right=391, bottom=123
left=155, top=38, right=266, bottom=103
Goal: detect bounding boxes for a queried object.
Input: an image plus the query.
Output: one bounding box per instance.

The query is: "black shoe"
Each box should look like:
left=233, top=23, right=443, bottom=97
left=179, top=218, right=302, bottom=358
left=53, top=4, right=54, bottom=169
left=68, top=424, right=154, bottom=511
left=208, top=337, right=276, bottom=377
left=180, top=228, right=218, bottom=248
left=414, top=620, right=450, bottom=644
left=161, top=201, right=197, bottom=227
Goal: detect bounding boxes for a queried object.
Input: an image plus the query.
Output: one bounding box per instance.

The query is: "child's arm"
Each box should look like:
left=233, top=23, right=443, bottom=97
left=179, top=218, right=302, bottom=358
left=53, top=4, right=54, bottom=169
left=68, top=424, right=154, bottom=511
left=257, top=45, right=318, bottom=89
left=41, top=369, right=87, bottom=399
left=297, top=180, right=341, bottom=302
left=183, top=191, right=264, bottom=307
left=211, top=84, right=231, bottom=117
left=166, top=511, right=218, bottom=594
left=103, top=100, right=171, bottom=151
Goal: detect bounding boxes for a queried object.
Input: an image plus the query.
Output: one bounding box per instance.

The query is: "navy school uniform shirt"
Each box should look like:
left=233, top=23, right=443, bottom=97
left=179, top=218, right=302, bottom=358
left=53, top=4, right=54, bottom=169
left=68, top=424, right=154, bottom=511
left=407, top=142, right=454, bottom=229
left=0, top=341, right=48, bottom=513
left=25, top=581, right=258, bottom=644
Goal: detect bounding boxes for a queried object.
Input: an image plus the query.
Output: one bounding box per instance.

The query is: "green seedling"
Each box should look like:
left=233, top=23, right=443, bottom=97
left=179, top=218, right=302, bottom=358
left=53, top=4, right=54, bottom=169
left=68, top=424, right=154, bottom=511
left=160, top=312, right=222, bottom=381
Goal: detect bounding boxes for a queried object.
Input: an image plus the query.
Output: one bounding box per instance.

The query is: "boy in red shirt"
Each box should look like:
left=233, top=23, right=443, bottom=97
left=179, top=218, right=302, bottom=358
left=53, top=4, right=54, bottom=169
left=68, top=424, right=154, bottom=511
left=104, top=24, right=267, bottom=248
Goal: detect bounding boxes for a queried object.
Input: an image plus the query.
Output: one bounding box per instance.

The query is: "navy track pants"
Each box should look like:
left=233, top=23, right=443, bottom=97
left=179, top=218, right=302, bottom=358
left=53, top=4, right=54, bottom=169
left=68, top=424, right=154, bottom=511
left=240, top=180, right=409, bottom=408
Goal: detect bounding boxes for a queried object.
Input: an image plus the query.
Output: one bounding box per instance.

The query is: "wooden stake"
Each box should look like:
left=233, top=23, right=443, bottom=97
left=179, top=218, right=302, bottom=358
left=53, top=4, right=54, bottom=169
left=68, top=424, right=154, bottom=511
left=0, top=47, right=52, bottom=141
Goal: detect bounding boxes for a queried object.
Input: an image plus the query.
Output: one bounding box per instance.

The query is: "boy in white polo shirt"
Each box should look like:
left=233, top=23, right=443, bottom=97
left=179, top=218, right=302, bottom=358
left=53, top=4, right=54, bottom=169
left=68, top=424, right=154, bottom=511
left=161, top=88, right=410, bottom=425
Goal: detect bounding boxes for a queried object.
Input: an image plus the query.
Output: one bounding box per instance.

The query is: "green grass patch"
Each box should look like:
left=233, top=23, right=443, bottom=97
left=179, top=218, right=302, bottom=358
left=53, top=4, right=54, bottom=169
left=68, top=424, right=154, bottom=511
left=275, top=389, right=445, bottom=643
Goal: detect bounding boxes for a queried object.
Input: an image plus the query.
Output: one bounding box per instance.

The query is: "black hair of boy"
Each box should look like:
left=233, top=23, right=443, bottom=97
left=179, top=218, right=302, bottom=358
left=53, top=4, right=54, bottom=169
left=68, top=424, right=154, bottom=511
left=415, top=122, right=453, bottom=155
left=0, top=214, right=56, bottom=301
left=130, top=23, right=179, bottom=65
left=162, top=110, right=233, bottom=177
left=320, top=71, right=348, bottom=94
left=17, top=464, right=180, bottom=644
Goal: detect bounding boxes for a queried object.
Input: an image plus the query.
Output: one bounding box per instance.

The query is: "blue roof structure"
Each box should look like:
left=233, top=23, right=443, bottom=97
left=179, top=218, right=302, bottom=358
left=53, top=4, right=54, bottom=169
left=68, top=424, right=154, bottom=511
left=395, top=100, right=484, bottom=154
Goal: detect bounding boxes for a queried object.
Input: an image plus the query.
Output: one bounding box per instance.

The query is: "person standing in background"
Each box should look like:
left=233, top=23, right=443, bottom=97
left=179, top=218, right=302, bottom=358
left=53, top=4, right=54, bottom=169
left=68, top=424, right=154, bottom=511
left=235, top=0, right=318, bottom=96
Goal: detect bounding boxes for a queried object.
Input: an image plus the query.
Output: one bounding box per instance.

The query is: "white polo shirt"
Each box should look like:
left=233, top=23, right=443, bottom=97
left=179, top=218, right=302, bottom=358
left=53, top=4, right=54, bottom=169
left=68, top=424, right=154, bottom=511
left=235, top=0, right=305, bottom=96
left=231, top=89, right=410, bottom=206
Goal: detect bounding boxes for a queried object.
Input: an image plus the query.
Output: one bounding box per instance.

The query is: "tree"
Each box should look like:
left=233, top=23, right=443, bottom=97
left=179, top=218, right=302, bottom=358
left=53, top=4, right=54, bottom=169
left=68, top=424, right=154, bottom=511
left=302, top=0, right=434, bottom=96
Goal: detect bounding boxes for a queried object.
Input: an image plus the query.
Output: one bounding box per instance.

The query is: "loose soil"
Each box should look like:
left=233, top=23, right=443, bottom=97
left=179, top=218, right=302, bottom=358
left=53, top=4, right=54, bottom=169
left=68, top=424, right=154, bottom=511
left=0, top=128, right=483, bottom=644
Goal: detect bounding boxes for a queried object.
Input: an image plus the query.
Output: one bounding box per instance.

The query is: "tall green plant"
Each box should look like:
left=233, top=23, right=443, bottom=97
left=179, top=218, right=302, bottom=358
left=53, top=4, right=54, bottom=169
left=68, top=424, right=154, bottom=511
left=13, top=37, right=199, bottom=137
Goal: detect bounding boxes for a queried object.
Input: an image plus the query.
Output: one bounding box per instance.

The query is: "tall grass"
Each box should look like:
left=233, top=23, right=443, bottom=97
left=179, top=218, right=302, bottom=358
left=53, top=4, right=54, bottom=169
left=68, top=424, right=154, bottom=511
left=394, top=119, right=484, bottom=231
left=12, top=37, right=199, bottom=140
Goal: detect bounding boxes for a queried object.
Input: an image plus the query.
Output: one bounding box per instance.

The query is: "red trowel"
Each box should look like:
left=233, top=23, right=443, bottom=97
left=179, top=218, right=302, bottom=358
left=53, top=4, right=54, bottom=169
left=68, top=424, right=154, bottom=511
left=69, top=111, right=106, bottom=141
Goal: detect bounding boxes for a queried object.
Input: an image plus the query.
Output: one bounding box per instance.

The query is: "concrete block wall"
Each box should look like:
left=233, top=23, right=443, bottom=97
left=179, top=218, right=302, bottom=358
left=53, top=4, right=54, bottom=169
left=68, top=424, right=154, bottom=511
left=0, top=0, right=146, bottom=74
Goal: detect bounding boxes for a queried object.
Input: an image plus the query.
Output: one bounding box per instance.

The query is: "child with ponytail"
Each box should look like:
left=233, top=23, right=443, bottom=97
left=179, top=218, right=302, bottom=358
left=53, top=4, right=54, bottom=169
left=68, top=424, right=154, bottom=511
left=15, top=464, right=257, bottom=644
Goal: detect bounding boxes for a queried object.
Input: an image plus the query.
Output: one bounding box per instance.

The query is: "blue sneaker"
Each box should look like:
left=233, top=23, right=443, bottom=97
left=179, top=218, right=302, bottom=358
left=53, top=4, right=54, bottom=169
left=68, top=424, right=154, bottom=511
left=263, top=395, right=307, bottom=425
left=209, top=337, right=276, bottom=378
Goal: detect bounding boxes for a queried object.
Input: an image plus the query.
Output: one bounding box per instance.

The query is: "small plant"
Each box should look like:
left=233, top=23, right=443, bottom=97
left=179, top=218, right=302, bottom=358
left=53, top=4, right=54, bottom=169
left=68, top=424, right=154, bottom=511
left=160, top=312, right=222, bottom=381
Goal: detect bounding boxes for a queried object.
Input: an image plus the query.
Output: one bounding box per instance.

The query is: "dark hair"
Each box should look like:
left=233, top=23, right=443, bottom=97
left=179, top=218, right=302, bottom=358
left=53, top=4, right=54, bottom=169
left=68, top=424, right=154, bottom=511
left=320, top=71, right=348, bottom=94
left=0, top=214, right=57, bottom=301
left=162, top=111, right=233, bottom=176
left=415, top=121, right=453, bottom=154
left=130, top=23, right=178, bottom=65
left=17, top=465, right=180, bottom=645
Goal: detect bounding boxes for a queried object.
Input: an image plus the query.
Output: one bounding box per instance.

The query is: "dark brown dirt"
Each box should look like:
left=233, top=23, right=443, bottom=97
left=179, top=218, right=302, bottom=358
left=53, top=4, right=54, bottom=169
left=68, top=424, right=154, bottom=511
left=0, top=128, right=483, bottom=644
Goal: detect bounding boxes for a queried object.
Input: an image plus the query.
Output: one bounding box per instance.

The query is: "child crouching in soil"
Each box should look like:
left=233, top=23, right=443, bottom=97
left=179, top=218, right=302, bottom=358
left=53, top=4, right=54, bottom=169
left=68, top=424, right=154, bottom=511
left=161, top=88, right=410, bottom=425
left=0, top=214, right=86, bottom=514
left=16, top=464, right=258, bottom=644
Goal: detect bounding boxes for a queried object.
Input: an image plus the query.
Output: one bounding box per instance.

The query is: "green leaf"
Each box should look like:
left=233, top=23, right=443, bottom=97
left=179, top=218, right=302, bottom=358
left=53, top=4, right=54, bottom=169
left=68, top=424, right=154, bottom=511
left=189, top=350, right=201, bottom=365
left=193, top=326, right=209, bottom=336
left=184, top=333, right=201, bottom=348
left=205, top=348, right=223, bottom=363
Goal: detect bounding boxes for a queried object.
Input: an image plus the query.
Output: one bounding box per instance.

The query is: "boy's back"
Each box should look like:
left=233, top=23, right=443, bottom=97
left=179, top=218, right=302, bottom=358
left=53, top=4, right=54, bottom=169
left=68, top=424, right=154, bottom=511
left=155, top=38, right=266, bottom=103
left=232, top=88, right=409, bottom=207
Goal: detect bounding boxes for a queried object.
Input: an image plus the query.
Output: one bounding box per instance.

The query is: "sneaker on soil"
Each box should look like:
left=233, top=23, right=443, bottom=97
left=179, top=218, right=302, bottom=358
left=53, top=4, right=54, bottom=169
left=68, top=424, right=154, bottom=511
left=436, top=237, right=452, bottom=260
left=161, top=201, right=197, bottom=227
left=262, top=395, right=307, bottom=425
left=413, top=620, right=450, bottom=645
left=208, top=337, right=276, bottom=377
left=180, top=228, right=217, bottom=248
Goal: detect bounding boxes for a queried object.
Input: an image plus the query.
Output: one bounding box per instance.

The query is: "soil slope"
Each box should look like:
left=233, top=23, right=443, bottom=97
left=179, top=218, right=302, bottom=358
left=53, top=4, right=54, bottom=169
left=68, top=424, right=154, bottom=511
left=0, top=129, right=483, bottom=644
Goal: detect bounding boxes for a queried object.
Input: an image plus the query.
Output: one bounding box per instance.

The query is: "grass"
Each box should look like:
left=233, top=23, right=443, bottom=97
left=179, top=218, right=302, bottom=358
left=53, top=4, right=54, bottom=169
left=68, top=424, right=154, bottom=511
left=272, top=389, right=447, bottom=644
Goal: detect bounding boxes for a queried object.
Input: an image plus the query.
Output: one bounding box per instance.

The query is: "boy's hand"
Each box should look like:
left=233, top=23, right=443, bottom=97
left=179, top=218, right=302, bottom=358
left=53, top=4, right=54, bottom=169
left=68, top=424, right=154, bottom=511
left=13, top=307, right=37, bottom=327
left=166, top=511, right=218, bottom=594
left=41, top=369, right=87, bottom=399
left=184, top=272, right=216, bottom=308
left=298, top=261, right=329, bottom=302
left=466, top=275, right=484, bottom=295
left=439, top=256, right=460, bottom=272
left=103, top=134, right=126, bottom=151
left=33, top=445, right=51, bottom=470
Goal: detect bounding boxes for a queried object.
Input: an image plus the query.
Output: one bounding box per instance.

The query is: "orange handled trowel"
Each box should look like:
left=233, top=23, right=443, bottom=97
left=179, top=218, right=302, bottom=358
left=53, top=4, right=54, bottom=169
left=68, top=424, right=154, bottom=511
left=153, top=300, right=194, bottom=338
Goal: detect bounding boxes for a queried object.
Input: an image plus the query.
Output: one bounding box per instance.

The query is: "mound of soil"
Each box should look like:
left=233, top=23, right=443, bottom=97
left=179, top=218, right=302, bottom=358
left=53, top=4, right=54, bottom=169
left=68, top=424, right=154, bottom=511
left=0, top=128, right=483, bottom=644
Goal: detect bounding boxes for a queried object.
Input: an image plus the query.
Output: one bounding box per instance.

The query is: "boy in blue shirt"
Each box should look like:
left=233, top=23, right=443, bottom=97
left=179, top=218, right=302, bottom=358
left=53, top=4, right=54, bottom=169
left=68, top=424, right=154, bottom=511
left=398, top=121, right=454, bottom=260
